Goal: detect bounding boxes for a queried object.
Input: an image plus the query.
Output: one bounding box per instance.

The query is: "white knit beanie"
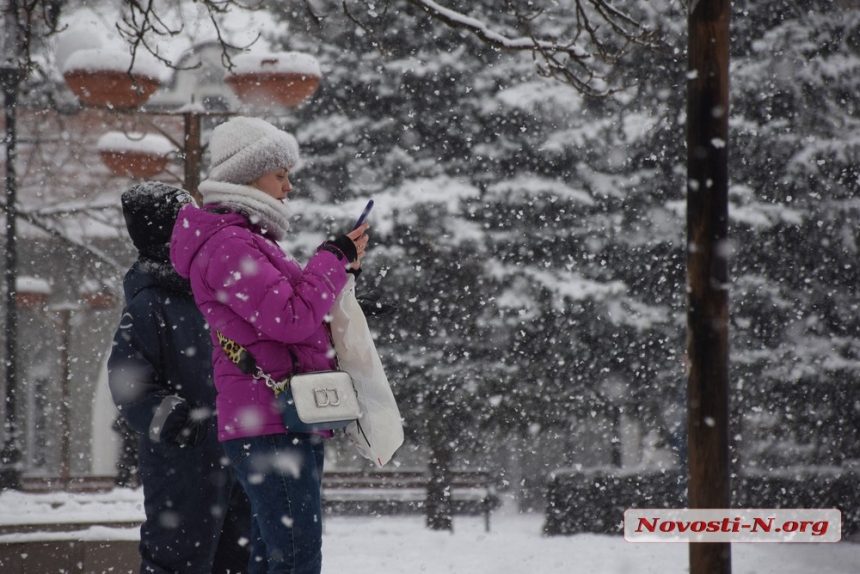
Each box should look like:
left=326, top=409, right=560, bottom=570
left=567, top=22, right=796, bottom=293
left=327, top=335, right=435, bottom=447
left=206, top=116, right=300, bottom=185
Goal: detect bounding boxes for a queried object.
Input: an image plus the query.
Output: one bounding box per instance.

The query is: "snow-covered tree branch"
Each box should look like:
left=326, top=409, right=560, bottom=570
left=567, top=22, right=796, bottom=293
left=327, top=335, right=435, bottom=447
left=117, top=0, right=264, bottom=71
left=2, top=0, right=263, bottom=75
left=338, top=0, right=660, bottom=95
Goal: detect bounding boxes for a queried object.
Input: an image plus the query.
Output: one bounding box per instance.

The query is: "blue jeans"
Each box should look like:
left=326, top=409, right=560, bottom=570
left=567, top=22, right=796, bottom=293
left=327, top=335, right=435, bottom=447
left=223, top=433, right=325, bottom=574
left=138, top=421, right=251, bottom=574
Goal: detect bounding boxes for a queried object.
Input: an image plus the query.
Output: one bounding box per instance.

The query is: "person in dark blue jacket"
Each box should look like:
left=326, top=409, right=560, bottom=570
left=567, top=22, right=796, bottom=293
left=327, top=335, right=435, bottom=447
left=108, top=182, right=253, bottom=574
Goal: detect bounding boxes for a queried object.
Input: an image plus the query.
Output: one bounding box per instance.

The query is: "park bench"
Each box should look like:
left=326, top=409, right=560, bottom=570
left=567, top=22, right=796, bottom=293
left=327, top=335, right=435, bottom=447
left=322, top=469, right=501, bottom=532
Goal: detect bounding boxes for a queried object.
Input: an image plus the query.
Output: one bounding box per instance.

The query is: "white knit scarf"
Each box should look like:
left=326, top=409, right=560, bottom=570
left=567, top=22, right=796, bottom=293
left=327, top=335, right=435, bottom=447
left=199, top=180, right=292, bottom=240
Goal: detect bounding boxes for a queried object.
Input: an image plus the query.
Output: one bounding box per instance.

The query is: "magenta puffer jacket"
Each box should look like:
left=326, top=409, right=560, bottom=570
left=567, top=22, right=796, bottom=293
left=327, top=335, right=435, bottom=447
left=170, top=204, right=349, bottom=441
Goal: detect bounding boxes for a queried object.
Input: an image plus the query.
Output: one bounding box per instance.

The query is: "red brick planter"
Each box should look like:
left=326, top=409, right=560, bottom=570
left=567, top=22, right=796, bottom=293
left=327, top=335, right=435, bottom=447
left=63, top=49, right=161, bottom=109
left=96, top=132, right=174, bottom=179
left=225, top=52, right=321, bottom=107
left=16, top=276, right=51, bottom=309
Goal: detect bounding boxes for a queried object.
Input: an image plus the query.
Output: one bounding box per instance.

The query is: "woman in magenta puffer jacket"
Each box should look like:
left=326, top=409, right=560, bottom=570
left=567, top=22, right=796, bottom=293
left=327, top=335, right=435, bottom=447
left=170, top=116, right=368, bottom=574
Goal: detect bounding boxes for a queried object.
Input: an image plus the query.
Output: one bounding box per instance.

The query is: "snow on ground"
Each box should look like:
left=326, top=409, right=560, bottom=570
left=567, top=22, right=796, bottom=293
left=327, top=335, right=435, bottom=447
left=323, top=508, right=860, bottom=574
left=1, top=489, right=859, bottom=573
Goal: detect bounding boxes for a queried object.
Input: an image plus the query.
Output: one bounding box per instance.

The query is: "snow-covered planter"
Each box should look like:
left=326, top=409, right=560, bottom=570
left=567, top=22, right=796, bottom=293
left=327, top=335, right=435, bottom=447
left=15, top=276, right=51, bottom=309
left=96, top=132, right=175, bottom=179
left=225, top=52, right=321, bottom=107
left=62, top=48, right=162, bottom=109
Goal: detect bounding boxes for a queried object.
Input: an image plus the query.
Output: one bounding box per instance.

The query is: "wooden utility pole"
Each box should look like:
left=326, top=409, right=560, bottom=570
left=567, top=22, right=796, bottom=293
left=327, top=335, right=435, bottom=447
left=686, top=0, right=732, bottom=573
left=0, top=1, right=24, bottom=491
left=183, top=111, right=202, bottom=202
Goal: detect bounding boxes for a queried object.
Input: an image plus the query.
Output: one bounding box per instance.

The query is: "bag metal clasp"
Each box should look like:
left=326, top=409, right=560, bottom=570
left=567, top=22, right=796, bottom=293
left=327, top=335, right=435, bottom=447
left=253, top=368, right=290, bottom=394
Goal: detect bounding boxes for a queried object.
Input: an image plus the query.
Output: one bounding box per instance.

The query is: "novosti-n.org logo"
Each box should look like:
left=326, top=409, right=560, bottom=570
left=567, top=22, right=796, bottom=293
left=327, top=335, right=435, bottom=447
left=624, top=509, right=841, bottom=543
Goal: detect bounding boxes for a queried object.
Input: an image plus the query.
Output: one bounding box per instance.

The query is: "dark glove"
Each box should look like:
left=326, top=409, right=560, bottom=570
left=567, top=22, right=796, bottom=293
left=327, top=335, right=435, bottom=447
left=161, top=400, right=208, bottom=447
left=356, top=290, right=399, bottom=317
left=319, top=235, right=358, bottom=263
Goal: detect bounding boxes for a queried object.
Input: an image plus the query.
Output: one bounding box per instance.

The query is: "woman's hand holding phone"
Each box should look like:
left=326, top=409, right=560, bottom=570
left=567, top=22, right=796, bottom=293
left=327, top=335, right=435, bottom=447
left=347, top=200, right=373, bottom=269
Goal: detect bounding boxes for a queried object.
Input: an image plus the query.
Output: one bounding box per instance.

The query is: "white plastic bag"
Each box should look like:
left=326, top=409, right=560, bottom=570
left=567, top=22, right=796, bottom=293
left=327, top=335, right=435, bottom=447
left=330, top=275, right=404, bottom=466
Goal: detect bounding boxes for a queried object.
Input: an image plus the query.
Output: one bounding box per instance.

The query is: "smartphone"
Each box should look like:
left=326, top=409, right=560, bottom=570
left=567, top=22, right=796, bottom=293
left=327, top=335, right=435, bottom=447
left=352, top=199, right=374, bottom=230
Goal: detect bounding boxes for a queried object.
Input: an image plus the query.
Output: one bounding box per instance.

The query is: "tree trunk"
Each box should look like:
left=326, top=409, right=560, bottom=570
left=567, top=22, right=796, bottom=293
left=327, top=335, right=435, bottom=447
left=686, top=0, right=732, bottom=573
left=425, top=388, right=453, bottom=531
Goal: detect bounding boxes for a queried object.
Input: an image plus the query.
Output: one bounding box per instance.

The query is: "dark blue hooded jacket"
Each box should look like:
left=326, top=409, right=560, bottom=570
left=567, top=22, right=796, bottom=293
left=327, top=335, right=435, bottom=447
left=108, top=259, right=252, bottom=573
left=108, top=260, right=215, bottom=442
left=109, top=181, right=251, bottom=573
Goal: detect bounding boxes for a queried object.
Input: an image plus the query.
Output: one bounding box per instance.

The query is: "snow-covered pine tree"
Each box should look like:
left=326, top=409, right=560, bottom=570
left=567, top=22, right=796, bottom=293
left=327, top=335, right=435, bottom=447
left=729, top=0, right=860, bottom=469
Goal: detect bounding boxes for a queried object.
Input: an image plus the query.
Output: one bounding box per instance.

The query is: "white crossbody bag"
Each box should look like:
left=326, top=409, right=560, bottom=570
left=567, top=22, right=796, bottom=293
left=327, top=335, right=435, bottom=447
left=216, top=332, right=360, bottom=433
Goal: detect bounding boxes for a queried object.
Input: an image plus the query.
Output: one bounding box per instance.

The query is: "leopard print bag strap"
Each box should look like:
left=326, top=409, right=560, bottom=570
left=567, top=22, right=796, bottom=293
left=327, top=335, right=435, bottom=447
left=215, top=331, right=258, bottom=376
